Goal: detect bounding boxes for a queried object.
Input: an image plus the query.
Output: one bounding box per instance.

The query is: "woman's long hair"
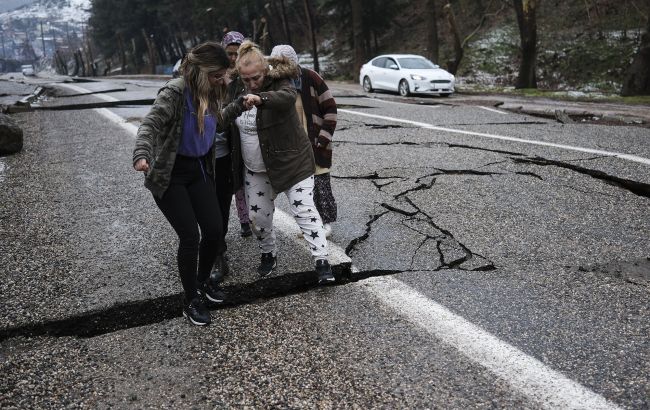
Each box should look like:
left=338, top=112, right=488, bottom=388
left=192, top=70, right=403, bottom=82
left=235, top=40, right=268, bottom=73
left=180, top=42, right=229, bottom=134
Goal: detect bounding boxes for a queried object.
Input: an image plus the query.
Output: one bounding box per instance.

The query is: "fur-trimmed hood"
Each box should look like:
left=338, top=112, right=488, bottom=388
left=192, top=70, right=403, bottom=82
left=227, top=56, right=300, bottom=82
left=267, top=55, right=300, bottom=80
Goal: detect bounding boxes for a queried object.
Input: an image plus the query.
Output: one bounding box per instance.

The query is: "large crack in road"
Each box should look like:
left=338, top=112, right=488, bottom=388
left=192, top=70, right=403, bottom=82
left=3, top=88, right=647, bottom=345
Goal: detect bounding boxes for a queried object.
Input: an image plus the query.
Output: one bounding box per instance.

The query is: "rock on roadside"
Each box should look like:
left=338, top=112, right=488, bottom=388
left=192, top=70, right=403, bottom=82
left=0, top=113, right=23, bottom=156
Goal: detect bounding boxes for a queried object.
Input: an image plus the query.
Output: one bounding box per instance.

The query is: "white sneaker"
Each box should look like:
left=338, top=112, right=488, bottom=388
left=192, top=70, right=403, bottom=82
left=324, top=223, right=332, bottom=238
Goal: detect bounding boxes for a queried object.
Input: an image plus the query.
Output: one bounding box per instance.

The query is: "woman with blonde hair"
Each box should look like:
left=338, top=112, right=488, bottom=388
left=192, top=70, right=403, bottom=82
left=220, top=40, right=335, bottom=284
left=133, top=42, right=244, bottom=326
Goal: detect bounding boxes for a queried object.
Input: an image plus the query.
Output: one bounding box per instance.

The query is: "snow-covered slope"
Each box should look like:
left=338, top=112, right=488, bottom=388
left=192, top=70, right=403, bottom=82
left=0, top=0, right=89, bottom=24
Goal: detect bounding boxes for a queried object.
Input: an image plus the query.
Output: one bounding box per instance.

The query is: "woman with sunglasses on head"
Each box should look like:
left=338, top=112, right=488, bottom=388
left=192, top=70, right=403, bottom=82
left=133, top=42, right=244, bottom=326
left=219, top=40, right=336, bottom=285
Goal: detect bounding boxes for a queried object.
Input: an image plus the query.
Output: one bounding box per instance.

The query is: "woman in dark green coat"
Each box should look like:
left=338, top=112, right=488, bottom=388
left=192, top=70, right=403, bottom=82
left=133, top=42, right=243, bottom=326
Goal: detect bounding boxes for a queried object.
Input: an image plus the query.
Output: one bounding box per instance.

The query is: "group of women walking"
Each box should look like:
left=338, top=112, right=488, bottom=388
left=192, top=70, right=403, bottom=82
left=132, top=33, right=338, bottom=326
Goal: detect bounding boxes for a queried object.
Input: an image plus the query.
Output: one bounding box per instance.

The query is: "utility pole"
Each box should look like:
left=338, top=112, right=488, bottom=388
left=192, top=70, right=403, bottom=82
left=1, top=31, right=5, bottom=59
left=40, top=21, right=46, bottom=57
left=65, top=22, right=71, bottom=49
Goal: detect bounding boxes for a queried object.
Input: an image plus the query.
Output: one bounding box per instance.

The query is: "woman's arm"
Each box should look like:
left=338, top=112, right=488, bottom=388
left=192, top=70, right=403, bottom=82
left=252, top=79, right=297, bottom=110
left=217, top=96, right=245, bottom=133
left=133, top=86, right=180, bottom=169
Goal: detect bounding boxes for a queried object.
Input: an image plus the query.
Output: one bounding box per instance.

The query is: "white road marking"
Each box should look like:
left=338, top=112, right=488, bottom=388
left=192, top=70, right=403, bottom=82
left=367, top=97, right=440, bottom=107
left=66, top=82, right=649, bottom=166
left=478, top=105, right=508, bottom=114
left=360, top=276, right=622, bottom=410
left=58, top=83, right=138, bottom=135
left=339, top=108, right=650, bottom=166
left=87, top=81, right=622, bottom=409
left=58, top=82, right=118, bottom=102
left=95, top=108, right=140, bottom=135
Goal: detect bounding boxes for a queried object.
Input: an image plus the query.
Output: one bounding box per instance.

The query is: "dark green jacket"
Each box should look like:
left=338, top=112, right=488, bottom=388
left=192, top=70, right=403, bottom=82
left=133, top=78, right=242, bottom=198
left=224, top=57, right=315, bottom=194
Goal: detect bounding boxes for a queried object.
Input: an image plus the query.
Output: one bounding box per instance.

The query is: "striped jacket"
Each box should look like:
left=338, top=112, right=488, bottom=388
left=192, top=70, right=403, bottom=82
left=298, top=67, right=337, bottom=169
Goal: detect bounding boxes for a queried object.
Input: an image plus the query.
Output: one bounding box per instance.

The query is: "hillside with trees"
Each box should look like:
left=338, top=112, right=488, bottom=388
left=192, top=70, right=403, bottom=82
left=83, top=0, right=650, bottom=96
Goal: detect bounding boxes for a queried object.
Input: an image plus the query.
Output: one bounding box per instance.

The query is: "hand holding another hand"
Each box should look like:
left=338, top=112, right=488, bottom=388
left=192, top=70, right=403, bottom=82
left=243, top=94, right=262, bottom=110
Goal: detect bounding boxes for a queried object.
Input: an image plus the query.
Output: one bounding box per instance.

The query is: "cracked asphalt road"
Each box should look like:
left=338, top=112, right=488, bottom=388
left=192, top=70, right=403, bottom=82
left=1, top=76, right=648, bottom=408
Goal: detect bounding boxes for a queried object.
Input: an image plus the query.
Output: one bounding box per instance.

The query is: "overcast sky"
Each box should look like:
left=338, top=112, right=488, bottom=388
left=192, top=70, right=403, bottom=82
left=0, top=0, right=36, bottom=13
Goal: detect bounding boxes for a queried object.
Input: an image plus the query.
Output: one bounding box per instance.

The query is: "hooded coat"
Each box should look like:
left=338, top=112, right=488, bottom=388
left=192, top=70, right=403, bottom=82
left=224, top=56, right=315, bottom=194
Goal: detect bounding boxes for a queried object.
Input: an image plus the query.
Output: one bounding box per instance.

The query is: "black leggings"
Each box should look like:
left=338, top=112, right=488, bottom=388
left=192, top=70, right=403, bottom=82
left=214, top=154, right=234, bottom=248
left=154, top=155, right=224, bottom=302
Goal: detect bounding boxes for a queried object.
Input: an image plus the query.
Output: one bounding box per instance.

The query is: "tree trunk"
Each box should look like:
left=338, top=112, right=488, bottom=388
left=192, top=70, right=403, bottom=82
left=622, top=13, right=650, bottom=96
left=513, top=0, right=538, bottom=89
left=86, top=38, right=96, bottom=76
left=351, top=0, right=365, bottom=76
left=173, top=23, right=187, bottom=56
left=426, top=0, right=439, bottom=64
left=117, top=33, right=127, bottom=74
left=278, top=0, right=292, bottom=45
left=141, top=28, right=157, bottom=74
left=303, top=0, right=319, bottom=72
left=444, top=2, right=463, bottom=74
left=131, top=38, right=141, bottom=74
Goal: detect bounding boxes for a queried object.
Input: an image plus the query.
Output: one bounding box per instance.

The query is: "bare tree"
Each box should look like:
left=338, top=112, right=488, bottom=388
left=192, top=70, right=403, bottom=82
left=278, top=0, right=292, bottom=45
left=513, top=0, right=539, bottom=89
left=141, top=28, right=157, bottom=74
left=351, top=0, right=365, bottom=76
left=117, top=32, right=127, bottom=74
left=622, top=11, right=650, bottom=96
left=443, top=0, right=504, bottom=74
left=304, top=0, right=320, bottom=73
left=426, top=0, right=439, bottom=63
left=444, top=2, right=463, bottom=74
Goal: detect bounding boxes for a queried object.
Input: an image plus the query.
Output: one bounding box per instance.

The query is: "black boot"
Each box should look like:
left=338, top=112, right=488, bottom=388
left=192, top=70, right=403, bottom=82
left=316, top=259, right=335, bottom=285
left=210, top=254, right=230, bottom=283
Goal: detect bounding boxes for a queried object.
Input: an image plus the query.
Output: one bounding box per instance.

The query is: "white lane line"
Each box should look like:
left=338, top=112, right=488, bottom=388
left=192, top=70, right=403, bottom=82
left=58, top=82, right=119, bottom=102
left=367, top=97, right=440, bottom=108
left=93, top=82, right=619, bottom=409
left=95, top=108, right=139, bottom=135
left=360, top=276, right=622, bottom=410
left=339, top=108, right=650, bottom=166
left=58, top=83, right=138, bottom=135
left=478, top=105, right=508, bottom=114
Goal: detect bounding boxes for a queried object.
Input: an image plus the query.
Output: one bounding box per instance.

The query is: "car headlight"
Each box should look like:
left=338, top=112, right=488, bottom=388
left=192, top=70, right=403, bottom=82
left=410, top=74, right=426, bottom=81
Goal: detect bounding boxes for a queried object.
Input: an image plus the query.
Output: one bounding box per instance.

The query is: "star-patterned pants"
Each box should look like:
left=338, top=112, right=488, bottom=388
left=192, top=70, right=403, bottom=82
left=245, top=170, right=328, bottom=261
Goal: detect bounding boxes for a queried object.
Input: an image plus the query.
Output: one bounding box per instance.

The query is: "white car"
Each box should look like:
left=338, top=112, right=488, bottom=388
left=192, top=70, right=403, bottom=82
left=359, top=54, right=455, bottom=97
left=21, top=64, right=35, bottom=76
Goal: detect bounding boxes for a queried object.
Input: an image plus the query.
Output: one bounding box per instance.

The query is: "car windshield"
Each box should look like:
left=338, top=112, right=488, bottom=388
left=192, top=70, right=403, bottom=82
left=397, top=58, right=437, bottom=69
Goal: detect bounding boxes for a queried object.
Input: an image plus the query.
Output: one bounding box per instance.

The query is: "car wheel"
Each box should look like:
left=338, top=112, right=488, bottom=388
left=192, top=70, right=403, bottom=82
left=439, top=93, right=452, bottom=97
left=363, top=76, right=373, bottom=93
left=398, top=80, right=410, bottom=97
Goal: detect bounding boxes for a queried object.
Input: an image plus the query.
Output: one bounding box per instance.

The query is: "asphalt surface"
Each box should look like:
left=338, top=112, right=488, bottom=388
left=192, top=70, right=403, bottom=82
left=0, top=73, right=648, bottom=408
